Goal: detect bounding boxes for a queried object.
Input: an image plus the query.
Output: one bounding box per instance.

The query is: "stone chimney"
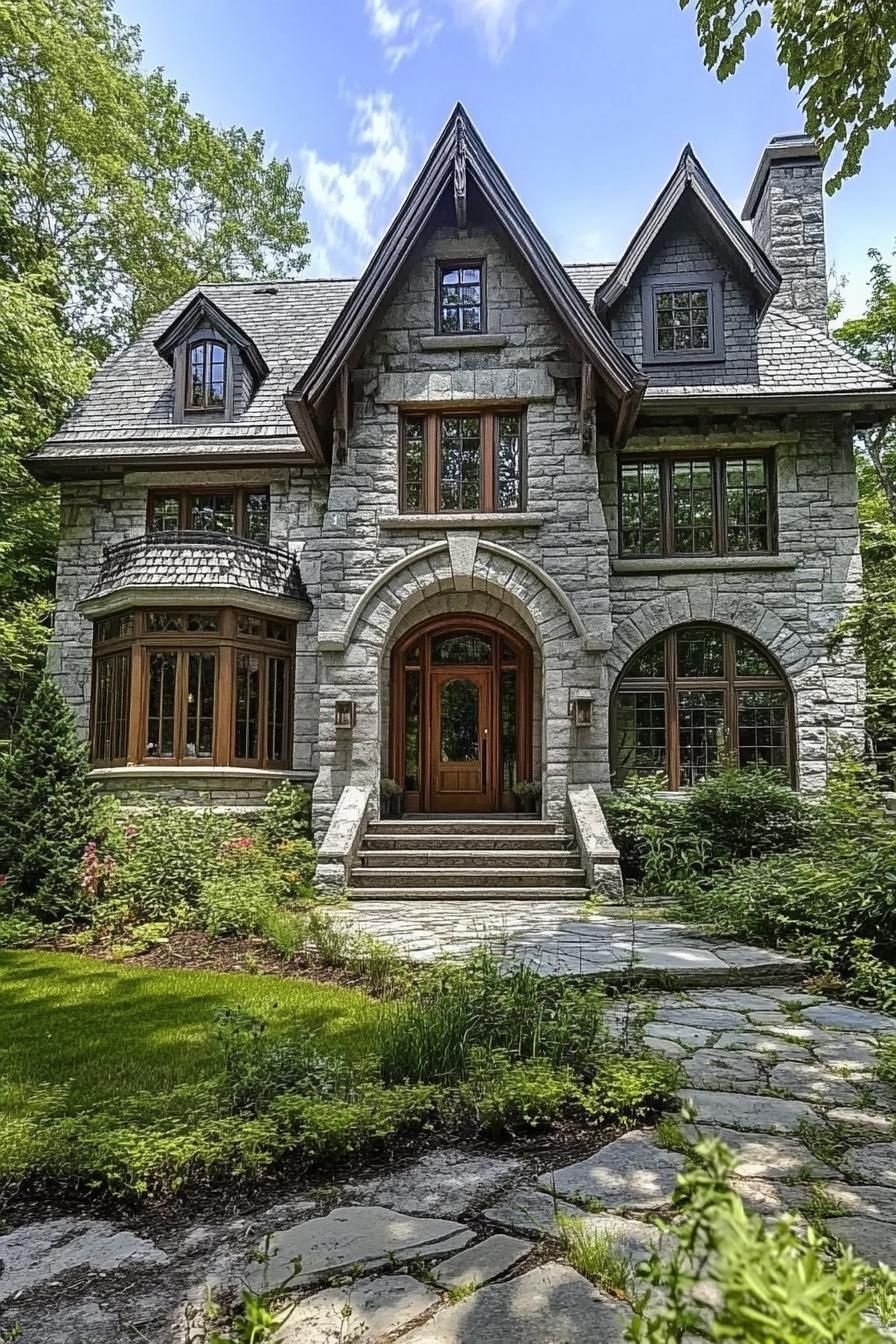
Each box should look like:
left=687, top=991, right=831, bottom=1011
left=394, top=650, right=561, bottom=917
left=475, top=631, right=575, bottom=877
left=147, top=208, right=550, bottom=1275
left=742, top=134, right=828, bottom=331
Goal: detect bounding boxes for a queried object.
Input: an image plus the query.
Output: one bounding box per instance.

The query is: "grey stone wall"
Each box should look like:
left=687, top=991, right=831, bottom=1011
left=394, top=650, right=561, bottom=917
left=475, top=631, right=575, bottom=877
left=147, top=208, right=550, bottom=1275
left=610, top=222, right=759, bottom=385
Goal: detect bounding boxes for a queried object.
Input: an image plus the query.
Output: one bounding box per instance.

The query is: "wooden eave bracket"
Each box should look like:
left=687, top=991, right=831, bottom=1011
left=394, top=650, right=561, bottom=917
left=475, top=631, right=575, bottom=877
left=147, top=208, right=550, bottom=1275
left=284, top=394, right=325, bottom=463
left=334, top=363, right=351, bottom=465
left=453, top=115, right=468, bottom=230
left=579, top=362, right=596, bottom=453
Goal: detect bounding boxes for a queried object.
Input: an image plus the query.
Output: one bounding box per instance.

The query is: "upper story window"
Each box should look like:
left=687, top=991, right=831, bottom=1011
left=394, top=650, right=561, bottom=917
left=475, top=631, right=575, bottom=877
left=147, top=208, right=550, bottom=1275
left=619, top=453, right=773, bottom=558
left=188, top=339, right=227, bottom=409
left=401, top=410, right=524, bottom=514
left=438, top=262, right=484, bottom=334
left=148, top=487, right=270, bottom=543
left=641, top=271, right=724, bottom=365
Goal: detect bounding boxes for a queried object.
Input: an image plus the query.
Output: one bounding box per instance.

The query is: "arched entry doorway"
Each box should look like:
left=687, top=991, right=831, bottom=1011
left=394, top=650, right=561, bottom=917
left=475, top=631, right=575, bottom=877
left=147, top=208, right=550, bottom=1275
left=390, top=615, right=533, bottom=813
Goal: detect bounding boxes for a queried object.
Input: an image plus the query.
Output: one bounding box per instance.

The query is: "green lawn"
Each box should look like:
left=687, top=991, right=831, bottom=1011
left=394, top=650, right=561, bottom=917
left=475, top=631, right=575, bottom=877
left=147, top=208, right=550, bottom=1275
left=0, top=950, right=382, bottom=1120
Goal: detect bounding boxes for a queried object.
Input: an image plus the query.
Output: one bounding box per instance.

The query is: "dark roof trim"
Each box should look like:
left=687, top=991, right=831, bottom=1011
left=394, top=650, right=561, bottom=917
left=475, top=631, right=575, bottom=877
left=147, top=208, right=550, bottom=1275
left=595, top=146, right=781, bottom=320
left=154, top=291, right=269, bottom=383
left=287, top=103, right=646, bottom=450
left=638, top=391, right=896, bottom=419
left=25, top=449, right=311, bottom=482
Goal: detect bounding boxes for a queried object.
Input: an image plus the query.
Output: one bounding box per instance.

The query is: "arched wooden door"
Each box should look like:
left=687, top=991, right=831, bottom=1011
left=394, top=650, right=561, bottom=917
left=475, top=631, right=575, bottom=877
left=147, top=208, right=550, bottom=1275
left=390, top=615, right=533, bottom=814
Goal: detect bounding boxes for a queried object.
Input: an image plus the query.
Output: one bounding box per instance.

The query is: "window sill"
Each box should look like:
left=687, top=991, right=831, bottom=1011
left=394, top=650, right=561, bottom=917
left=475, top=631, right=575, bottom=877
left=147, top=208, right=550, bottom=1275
left=419, top=334, right=508, bottom=352
left=88, top=765, right=310, bottom=781
left=380, top=512, right=546, bottom=531
left=611, top=555, right=799, bottom=575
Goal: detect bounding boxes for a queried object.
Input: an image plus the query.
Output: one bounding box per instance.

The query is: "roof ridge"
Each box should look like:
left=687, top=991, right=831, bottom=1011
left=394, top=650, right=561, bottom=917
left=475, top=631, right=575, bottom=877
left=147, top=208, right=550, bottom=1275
left=196, top=276, right=359, bottom=288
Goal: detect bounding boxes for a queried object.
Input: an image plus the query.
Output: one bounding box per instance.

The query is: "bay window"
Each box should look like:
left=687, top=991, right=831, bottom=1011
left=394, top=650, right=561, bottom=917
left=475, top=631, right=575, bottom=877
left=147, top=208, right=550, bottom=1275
left=91, top=608, right=293, bottom=768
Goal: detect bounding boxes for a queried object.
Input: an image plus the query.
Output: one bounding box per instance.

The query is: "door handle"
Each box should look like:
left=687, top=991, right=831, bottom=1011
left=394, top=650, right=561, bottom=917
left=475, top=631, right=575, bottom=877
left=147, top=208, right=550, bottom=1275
left=481, top=728, right=488, bottom=790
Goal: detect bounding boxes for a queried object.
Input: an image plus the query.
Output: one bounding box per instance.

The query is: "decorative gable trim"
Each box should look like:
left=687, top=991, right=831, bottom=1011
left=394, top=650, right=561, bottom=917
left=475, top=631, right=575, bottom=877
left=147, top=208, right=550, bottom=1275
left=595, top=146, right=781, bottom=321
left=154, top=291, right=269, bottom=383
left=286, top=103, right=647, bottom=455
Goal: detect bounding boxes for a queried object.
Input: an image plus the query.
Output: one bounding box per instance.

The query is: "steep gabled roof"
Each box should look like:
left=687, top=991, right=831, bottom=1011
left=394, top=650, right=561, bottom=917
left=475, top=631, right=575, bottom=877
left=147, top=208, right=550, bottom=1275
left=155, top=290, right=269, bottom=383
left=595, top=146, right=781, bottom=319
left=287, top=103, right=647, bottom=453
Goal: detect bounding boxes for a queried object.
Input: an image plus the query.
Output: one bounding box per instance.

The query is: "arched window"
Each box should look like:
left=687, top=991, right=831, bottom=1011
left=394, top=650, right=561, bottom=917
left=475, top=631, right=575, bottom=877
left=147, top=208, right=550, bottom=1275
left=91, top=608, right=293, bottom=768
left=187, top=340, right=227, bottom=409
left=611, top=623, right=793, bottom=790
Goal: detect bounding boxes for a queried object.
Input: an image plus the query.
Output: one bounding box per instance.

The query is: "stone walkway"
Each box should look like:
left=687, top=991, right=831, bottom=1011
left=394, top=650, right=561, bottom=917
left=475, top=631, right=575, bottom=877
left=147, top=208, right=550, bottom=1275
left=4, top=986, right=896, bottom=1342
left=330, top=900, right=806, bottom=983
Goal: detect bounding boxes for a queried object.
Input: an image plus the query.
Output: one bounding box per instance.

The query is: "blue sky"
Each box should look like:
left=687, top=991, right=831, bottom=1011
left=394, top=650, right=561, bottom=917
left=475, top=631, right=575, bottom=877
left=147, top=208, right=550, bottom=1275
left=119, top=0, right=896, bottom=318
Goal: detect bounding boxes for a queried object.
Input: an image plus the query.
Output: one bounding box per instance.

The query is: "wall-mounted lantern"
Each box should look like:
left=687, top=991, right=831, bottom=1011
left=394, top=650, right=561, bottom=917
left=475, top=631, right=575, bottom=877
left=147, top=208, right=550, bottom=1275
left=334, top=700, right=356, bottom=729
left=568, top=693, right=594, bottom=728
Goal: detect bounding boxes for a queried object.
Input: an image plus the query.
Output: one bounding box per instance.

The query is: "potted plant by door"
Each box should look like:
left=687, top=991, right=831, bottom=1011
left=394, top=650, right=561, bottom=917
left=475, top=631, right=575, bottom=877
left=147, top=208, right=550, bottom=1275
left=380, top=777, right=403, bottom=818
left=511, top=779, right=542, bottom=815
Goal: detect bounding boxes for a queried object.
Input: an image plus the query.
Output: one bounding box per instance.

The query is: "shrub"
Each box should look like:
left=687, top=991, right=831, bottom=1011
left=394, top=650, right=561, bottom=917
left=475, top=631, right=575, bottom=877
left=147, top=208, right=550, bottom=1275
left=456, top=1050, right=579, bottom=1136
left=256, top=904, right=309, bottom=960
left=214, top=1007, right=361, bottom=1115
left=272, top=837, right=316, bottom=898
left=256, top=782, right=312, bottom=846
left=602, top=775, right=681, bottom=879
left=580, top=1054, right=682, bottom=1126
left=198, top=874, right=279, bottom=938
left=0, top=911, right=44, bottom=947
left=0, top=678, right=96, bottom=922
left=628, top=1134, right=894, bottom=1342
left=684, top=765, right=811, bottom=861
left=99, top=805, right=239, bottom=926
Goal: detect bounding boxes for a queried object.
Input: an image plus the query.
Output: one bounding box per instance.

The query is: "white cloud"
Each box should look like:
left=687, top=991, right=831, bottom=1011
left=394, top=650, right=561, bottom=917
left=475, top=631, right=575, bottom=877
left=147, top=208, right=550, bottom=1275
left=365, top=0, right=442, bottom=67
left=301, top=93, right=411, bottom=274
left=451, top=0, right=528, bottom=61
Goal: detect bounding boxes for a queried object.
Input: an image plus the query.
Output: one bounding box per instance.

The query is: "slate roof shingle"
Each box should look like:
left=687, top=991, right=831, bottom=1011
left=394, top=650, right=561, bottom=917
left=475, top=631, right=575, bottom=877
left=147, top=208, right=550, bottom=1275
left=31, top=264, right=896, bottom=466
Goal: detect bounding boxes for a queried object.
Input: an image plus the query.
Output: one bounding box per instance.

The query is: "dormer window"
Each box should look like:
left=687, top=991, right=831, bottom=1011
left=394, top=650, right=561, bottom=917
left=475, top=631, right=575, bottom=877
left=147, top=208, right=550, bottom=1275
left=438, top=262, right=484, bottom=334
left=188, top=340, right=227, bottom=409
left=641, top=271, right=725, bottom=365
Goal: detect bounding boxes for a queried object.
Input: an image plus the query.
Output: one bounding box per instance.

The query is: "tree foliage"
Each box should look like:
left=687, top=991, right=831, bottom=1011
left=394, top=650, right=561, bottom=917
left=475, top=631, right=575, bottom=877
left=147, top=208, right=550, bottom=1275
left=680, top=0, right=896, bottom=191
left=0, top=0, right=310, bottom=355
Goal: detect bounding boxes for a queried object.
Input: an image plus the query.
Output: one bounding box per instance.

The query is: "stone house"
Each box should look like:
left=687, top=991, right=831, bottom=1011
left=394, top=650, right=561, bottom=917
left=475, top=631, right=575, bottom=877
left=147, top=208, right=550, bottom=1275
left=28, top=106, right=896, bottom=896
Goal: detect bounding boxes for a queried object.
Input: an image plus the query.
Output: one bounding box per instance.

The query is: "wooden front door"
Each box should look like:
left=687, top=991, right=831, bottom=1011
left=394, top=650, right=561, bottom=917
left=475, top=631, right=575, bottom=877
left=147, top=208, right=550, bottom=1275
left=390, top=615, right=533, bottom=815
left=430, top=667, right=494, bottom=812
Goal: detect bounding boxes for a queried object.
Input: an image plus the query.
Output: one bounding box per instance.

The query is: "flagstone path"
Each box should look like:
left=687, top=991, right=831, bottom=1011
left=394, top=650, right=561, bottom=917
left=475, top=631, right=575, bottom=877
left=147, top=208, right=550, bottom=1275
left=329, top=900, right=806, bottom=983
left=3, top=985, right=896, bottom=1342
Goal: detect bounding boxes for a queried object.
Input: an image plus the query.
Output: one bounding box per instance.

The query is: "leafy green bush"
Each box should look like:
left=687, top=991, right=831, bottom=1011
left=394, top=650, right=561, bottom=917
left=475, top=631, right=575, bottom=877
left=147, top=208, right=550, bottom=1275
left=686, top=758, right=896, bottom=998
left=628, top=1134, right=895, bottom=1342
left=256, top=782, right=312, bottom=845
left=198, top=874, right=279, bottom=938
left=0, top=678, right=96, bottom=922
left=456, top=1050, right=579, bottom=1136
left=604, top=765, right=811, bottom=900
left=215, top=1007, right=361, bottom=1114
left=581, top=1054, right=682, bottom=1126
left=97, top=804, right=240, bottom=926
left=272, top=837, right=316, bottom=898
left=0, top=911, right=44, bottom=947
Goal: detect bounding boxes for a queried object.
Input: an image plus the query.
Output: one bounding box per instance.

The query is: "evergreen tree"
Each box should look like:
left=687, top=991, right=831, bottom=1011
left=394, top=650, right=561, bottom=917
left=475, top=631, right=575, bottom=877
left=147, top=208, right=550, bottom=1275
left=0, top=677, right=95, bottom=919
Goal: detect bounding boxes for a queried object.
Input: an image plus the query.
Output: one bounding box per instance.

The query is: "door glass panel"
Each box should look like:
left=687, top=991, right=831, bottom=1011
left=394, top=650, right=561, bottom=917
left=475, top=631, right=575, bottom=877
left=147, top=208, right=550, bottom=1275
left=146, top=651, right=177, bottom=757
left=440, top=679, right=480, bottom=762
left=501, top=669, right=517, bottom=791
left=431, top=633, right=491, bottom=664
left=266, top=657, right=287, bottom=761
left=676, top=626, right=724, bottom=678
left=234, top=652, right=260, bottom=759
left=615, top=691, right=667, bottom=783
left=185, top=652, right=215, bottom=757
left=737, top=689, right=788, bottom=771
left=404, top=668, right=420, bottom=791
left=677, top=690, right=726, bottom=786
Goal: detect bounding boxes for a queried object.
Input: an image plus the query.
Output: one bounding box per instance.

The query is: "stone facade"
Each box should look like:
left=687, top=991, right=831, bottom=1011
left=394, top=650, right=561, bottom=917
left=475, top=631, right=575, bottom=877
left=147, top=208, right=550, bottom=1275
left=37, top=121, right=893, bottom=841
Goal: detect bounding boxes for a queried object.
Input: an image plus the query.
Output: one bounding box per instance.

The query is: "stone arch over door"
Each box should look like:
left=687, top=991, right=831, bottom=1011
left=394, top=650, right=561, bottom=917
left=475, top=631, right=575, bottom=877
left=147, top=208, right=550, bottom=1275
left=313, top=536, right=594, bottom=832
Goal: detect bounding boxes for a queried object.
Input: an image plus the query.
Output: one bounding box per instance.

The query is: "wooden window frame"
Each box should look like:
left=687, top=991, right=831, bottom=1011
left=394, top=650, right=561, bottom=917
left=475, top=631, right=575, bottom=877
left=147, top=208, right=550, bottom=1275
left=611, top=623, right=795, bottom=791
left=146, top=487, right=271, bottom=541
left=90, top=607, right=294, bottom=769
left=435, top=259, right=486, bottom=335
left=640, top=270, right=725, bottom=365
left=185, top=338, right=227, bottom=411
left=618, top=451, right=776, bottom=558
left=400, top=408, right=526, bottom=515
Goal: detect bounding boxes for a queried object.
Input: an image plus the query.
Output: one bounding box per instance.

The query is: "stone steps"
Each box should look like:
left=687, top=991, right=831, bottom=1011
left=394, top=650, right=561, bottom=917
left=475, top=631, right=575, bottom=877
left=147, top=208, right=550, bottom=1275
left=344, top=886, right=592, bottom=902
left=358, top=849, right=578, bottom=869
left=350, top=817, right=587, bottom=902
